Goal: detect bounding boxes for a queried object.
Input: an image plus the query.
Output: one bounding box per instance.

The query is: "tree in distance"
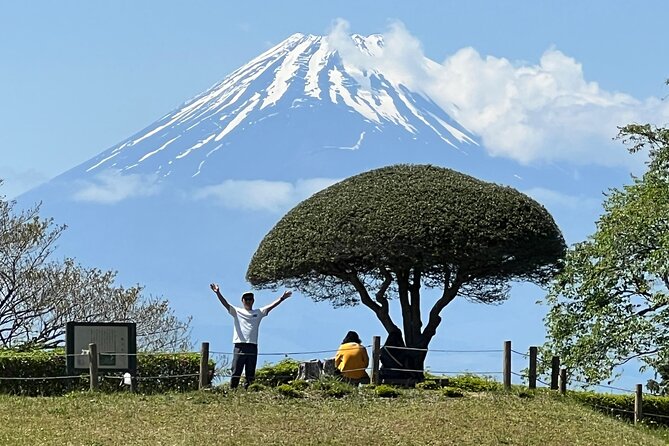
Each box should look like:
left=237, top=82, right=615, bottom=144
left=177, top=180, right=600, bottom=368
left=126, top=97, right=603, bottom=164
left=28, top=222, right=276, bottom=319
left=247, top=164, right=566, bottom=373
left=0, top=183, right=192, bottom=351
left=543, top=119, right=669, bottom=388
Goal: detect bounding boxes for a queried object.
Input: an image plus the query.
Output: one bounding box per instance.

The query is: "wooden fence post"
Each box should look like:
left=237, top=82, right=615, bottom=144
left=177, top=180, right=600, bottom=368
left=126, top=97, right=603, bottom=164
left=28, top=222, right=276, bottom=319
left=559, top=368, right=567, bottom=395
left=635, top=384, right=643, bottom=425
left=503, top=340, right=511, bottom=390
left=88, top=343, right=99, bottom=391
left=371, top=336, right=381, bottom=385
left=528, top=346, right=537, bottom=390
left=550, top=356, right=560, bottom=390
left=199, top=342, right=210, bottom=390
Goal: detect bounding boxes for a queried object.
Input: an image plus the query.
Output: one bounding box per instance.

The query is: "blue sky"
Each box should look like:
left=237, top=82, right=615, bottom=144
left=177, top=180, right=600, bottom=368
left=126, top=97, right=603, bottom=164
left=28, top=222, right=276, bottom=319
left=2, top=1, right=669, bottom=388
left=2, top=1, right=669, bottom=198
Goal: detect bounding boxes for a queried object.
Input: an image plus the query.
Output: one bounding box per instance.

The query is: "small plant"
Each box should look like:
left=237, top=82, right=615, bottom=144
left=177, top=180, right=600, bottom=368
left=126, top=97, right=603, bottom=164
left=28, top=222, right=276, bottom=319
left=276, top=384, right=303, bottom=398
left=449, top=374, right=501, bottom=392
left=416, top=380, right=440, bottom=391
left=515, top=389, right=534, bottom=399
left=288, top=379, right=309, bottom=391
left=247, top=383, right=267, bottom=392
left=375, top=384, right=400, bottom=398
left=255, top=359, right=299, bottom=387
left=442, top=387, right=464, bottom=398
left=311, top=377, right=354, bottom=398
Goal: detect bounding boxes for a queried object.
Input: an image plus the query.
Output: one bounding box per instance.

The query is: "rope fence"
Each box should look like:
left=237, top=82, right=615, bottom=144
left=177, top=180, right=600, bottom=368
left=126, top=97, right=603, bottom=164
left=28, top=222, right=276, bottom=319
left=1, top=338, right=666, bottom=425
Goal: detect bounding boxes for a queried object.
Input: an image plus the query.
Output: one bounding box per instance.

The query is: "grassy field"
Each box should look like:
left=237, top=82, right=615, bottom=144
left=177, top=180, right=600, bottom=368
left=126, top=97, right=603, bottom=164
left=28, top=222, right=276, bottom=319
left=0, top=387, right=667, bottom=446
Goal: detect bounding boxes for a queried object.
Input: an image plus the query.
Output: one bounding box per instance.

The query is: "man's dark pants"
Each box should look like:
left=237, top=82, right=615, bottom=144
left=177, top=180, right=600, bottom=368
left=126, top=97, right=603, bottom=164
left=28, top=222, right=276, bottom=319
left=231, top=343, right=258, bottom=389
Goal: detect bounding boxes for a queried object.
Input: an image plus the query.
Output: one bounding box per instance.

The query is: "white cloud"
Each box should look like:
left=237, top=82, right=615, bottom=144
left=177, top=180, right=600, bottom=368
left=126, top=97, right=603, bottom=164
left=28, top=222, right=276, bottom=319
left=0, top=166, right=49, bottom=199
left=72, top=170, right=162, bottom=204
left=194, top=178, right=341, bottom=212
left=523, top=187, right=601, bottom=212
left=327, top=20, right=669, bottom=168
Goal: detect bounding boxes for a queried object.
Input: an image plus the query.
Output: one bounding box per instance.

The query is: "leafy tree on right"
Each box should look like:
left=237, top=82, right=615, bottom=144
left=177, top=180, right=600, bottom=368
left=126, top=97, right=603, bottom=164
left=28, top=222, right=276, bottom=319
left=543, top=121, right=669, bottom=387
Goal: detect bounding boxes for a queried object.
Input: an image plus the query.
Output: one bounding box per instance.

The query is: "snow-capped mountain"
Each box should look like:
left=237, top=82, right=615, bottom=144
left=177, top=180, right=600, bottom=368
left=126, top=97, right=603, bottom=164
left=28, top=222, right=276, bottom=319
left=18, top=33, right=555, bottom=362
left=56, top=33, right=477, bottom=185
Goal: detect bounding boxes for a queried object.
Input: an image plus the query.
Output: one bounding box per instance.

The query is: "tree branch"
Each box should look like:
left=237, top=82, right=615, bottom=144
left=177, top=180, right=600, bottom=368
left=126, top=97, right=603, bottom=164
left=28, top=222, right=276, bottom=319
left=347, top=272, right=400, bottom=335
left=421, top=273, right=464, bottom=345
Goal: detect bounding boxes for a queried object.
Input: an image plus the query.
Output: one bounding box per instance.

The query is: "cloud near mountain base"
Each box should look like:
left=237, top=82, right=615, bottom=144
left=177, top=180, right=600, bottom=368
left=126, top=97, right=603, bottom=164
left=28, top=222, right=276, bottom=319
left=72, top=170, right=163, bottom=204
left=328, top=19, right=669, bottom=168
left=194, top=178, right=340, bottom=212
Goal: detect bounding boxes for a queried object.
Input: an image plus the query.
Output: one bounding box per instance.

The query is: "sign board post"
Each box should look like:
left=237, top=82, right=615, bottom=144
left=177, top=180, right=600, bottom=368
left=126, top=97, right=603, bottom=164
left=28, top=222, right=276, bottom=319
left=66, top=322, right=137, bottom=379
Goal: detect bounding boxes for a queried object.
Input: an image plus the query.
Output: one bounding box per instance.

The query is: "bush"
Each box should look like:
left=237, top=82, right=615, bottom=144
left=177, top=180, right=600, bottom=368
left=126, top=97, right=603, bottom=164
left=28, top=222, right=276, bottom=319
left=448, top=374, right=501, bottom=392
left=247, top=383, right=267, bottom=392
left=255, top=359, right=299, bottom=387
left=416, top=380, right=441, bottom=391
left=312, top=377, right=354, bottom=398
left=566, top=390, right=669, bottom=425
left=276, top=383, right=303, bottom=398
left=288, top=379, right=309, bottom=390
left=375, top=384, right=400, bottom=398
left=442, top=387, right=464, bottom=398
left=0, top=349, right=211, bottom=396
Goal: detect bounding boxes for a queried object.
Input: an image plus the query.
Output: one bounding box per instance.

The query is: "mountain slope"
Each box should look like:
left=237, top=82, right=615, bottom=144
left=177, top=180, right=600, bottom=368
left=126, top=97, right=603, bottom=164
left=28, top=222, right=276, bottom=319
left=16, top=33, right=563, bottom=371
left=55, top=33, right=477, bottom=186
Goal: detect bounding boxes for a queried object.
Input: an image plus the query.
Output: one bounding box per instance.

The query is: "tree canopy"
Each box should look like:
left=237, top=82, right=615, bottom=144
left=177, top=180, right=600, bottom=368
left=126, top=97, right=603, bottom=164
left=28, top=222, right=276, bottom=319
left=0, top=184, right=191, bottom=351
left=543, top=123, right=669, bottom=385
left=247, top=164, right=565, bottom=365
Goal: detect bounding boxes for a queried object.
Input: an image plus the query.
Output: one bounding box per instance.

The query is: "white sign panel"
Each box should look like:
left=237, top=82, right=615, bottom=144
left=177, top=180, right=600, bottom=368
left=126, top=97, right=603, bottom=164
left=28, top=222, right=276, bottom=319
left=73, top=324, right=130, bottom=369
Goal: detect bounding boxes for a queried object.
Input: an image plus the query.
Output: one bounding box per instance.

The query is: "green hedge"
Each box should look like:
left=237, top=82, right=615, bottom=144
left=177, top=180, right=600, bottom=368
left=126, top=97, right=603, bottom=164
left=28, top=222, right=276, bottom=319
left=570, top=391, right=669, bottom=425
left=255, top=359, right=299, bottom=386
left=0, top=349, right=213, bottom=396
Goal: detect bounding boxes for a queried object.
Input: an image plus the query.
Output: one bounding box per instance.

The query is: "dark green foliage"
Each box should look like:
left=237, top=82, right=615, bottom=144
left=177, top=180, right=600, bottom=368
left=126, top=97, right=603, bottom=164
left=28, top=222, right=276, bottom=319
left=288, top=379, right=309, bottom=390
left=415, top=380, right=441, bottom=390
left=570, top=391, right=669, bottom=425
left=254, top=359, right=299, bottom=386
left=276, top=383, right=303, bottom=398
left=0, top=349, right=207, bottom=396
left=248, top=164, right=565, bottom=306
left=312, top=377, right=355, bottom=398
left=135, top=353, right=210, bottom=394
left=247, top=165, right=564, bottom=375
left=447, top=374, right=502, bottom=392
left=375, top=384, right=401, bottom=398
left=247, top=382, right=267, bottom=392
left=442, top=387, right=465, bottom=398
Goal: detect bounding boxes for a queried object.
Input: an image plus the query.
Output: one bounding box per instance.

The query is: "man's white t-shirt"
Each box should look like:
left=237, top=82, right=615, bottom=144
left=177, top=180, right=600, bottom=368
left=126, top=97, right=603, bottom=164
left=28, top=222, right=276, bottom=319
left=228, top=306, right=271, bottom=344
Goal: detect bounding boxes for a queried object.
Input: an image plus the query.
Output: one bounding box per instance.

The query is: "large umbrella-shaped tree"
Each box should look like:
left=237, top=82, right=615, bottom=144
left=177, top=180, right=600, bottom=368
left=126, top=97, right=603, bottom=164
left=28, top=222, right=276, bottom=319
left=247, top=164, right=565, bottom=373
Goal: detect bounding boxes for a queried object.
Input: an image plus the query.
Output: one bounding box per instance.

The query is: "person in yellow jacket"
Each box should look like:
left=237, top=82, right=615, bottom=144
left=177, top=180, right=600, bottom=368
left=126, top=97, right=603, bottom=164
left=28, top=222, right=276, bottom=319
left=335, top=330, right=370, bottom=385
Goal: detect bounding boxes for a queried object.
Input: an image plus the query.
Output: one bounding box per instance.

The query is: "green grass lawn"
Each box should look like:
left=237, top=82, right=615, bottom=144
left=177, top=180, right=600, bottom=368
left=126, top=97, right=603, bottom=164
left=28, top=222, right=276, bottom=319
left=0, top=387, right=666, bottom=446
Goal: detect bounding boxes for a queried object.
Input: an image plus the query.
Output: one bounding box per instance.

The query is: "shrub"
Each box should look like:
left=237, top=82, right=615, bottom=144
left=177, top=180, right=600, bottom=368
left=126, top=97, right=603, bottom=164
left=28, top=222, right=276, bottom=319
left=442, top=387, right=464, bottom=398
left=288, top=379, right=309, bottom=390
left=416, top=380, right=441, bottom=391
left=448, top=374, right=501, bottom=392
left=0, top=349, right=210, bottom=396
left=569, top=391, right=669, bottom=425
left=247, top=383, right=267, bottom=392
left=255, top=359, right=299, bottom=387
left=312, top=377, right=354, bottom=398
left=276, top=383, right=303, bottom=398
left=375, top=384, right=400, bottom=398
left=515, top=389, right=535, bottom=399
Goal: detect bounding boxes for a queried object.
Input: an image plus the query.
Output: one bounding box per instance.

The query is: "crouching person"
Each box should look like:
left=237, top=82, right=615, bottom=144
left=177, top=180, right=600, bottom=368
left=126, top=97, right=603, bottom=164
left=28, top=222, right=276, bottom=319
left=335, top=330, right=370, bottom=385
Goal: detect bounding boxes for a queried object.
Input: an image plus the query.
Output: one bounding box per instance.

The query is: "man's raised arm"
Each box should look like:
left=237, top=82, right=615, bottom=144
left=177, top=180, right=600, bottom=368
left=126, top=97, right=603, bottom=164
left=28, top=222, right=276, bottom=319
left=210, top=283, right=231, bottom=311
left=264, top=290, right=292, bottom=314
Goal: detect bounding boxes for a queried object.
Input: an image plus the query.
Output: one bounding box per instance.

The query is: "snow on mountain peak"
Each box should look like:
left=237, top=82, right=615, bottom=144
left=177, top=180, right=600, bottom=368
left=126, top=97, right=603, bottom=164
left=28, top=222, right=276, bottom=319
left=80, top=32, right=476, bottom=180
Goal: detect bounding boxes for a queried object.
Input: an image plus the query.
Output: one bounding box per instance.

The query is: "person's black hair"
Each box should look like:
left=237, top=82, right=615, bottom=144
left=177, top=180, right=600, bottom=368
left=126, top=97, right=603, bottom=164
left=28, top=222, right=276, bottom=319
left=341, top=330, right=362, bottom=344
